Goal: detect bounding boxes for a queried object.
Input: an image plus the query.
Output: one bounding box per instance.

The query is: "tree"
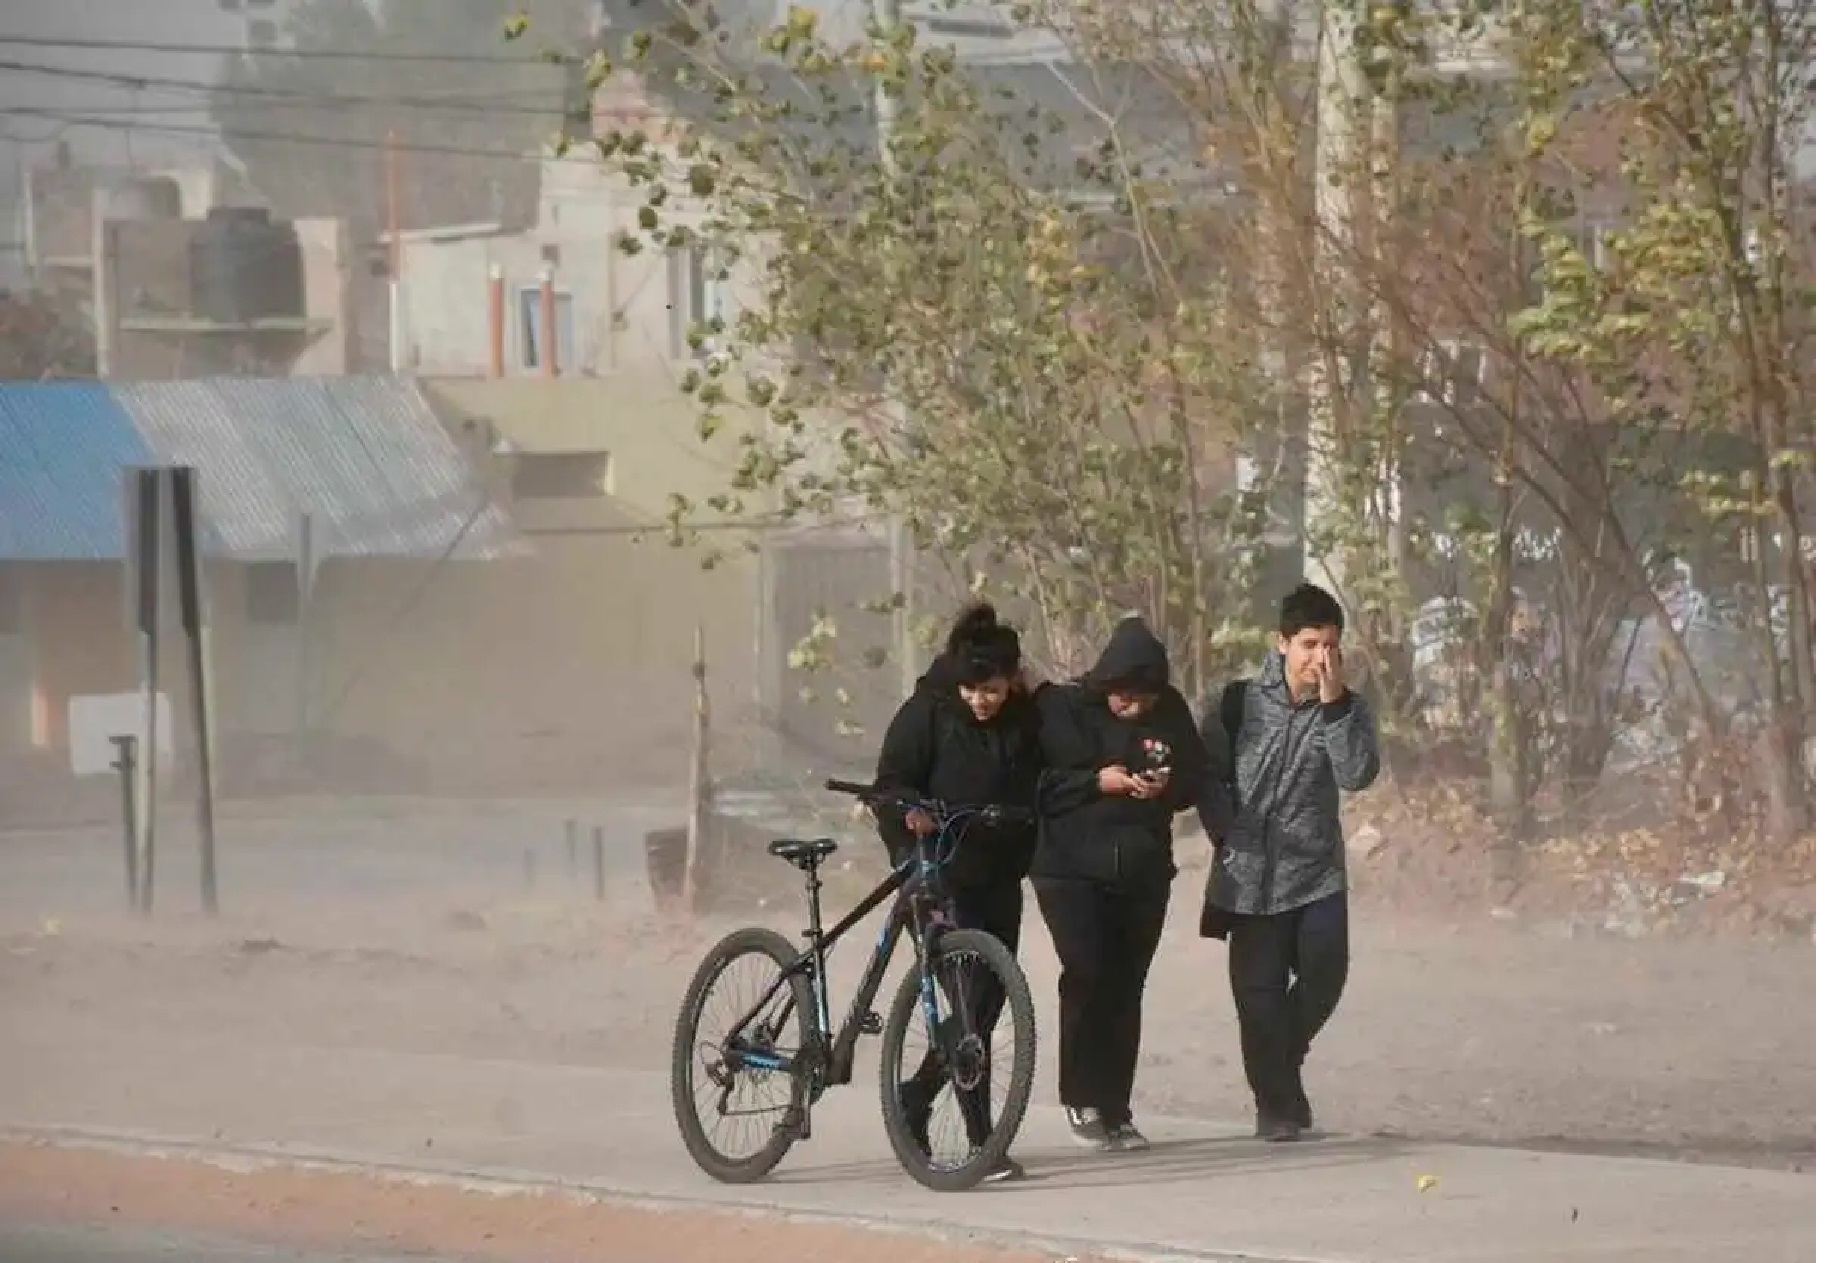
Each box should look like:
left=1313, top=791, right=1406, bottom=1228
left=1042, top=0, right=1814, bottom=842
left=594, top=6, right=1275, bottom=704
left=211, top=0, right=580, bottom=233
left=1506, top=0, right=1816, bottom=837
left=0, top=291, right=96, bottom=379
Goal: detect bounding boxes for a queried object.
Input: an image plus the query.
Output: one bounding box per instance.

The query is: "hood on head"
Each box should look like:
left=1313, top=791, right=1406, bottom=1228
left=917, top=652, right=959, bottom=695
left=1085, top=617, right=1170, bottom=692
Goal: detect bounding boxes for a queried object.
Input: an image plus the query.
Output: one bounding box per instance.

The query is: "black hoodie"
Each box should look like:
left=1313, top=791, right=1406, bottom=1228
left=1031, top=618, right=1206, bottom=886
left=872, top=653, right=1042, bottom=887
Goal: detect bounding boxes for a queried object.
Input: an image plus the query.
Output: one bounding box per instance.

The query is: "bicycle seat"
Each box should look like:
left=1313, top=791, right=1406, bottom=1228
left=767, top=836, right=838, bottom=865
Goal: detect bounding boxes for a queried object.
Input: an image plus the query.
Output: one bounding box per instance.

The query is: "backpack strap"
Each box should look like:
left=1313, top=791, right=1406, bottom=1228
left=1219, top=678, right=1248, bottom=756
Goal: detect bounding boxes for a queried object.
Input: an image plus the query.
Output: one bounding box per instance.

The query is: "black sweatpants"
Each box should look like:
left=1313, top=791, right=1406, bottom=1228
left=902, top=878, right=1023, bottom=1144
left=1226, top=891, right=1350, bottom=1118
left=1033, top=875, right=1171, bottom=1126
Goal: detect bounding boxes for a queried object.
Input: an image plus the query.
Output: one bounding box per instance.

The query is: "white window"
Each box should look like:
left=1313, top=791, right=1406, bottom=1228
left=518, top=286, right=576, bottom=373
left=668, top=243, right=729, bottom=360
left=1419, top=338, right=1486, bottom=407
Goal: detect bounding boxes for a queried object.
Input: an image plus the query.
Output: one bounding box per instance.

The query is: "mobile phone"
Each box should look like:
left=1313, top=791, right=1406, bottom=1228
left=1142, top=767, right=1171, bottom=781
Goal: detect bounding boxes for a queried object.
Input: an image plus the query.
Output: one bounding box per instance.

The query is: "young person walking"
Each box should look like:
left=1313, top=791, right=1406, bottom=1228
left=1031, top=616, right=1205, bottom=1152
left=1198, top=584, right=1381, bottom=1142
left=873, top=602, right=1040, bottom=1182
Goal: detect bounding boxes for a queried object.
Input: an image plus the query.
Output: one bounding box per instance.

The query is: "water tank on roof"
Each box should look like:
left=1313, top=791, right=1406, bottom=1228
left=188, top=206, right=306, bottom=324
left=101, top=176, right=183, bottom=221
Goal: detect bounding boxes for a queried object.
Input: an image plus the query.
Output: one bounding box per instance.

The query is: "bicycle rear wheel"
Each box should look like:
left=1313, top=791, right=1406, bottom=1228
left=878, top=927, right=1037, bottom=1192
left=670, top=926, right=816, bottom=1184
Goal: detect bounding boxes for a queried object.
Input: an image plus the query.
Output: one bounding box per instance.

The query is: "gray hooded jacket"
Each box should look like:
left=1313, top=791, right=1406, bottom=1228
left=1196, top=651, right=1381, bottom=918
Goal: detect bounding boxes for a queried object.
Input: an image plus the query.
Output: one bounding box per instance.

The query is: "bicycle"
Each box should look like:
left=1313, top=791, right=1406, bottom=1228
left=669, top=777, right=1039, bottom=1192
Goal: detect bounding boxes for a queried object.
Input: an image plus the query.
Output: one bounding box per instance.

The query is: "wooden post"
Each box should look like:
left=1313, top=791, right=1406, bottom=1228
left=110, top=734, right=138, bottom=910
left=592, top=824, right=606, bottom=902
left=684, top=623, right=710, bottom=914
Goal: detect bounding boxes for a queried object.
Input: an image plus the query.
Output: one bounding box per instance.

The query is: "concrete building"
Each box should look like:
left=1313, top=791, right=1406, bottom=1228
left=387, top=72, right=732, bottom=383
left=0, top=372, right=772, bottom=822
left=23, top=155, right=357, bottom=380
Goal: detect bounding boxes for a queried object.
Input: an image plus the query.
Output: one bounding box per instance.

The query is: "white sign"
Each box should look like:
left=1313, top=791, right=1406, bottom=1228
left=67, top=692, right=175, bottom=778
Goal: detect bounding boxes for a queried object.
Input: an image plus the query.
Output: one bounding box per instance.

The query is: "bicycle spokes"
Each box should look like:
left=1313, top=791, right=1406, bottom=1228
left=894, top=945, right=1016, bottom=1172
left=689, top=952, right=802, bottom=1157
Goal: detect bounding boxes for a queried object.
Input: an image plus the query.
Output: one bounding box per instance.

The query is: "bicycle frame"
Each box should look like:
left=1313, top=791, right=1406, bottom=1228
left=724, top=808, right=976, bottom=1094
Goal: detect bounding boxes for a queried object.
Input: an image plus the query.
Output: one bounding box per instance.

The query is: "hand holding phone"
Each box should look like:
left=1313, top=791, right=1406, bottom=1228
left=1132, top=767, right=1171, bottom=800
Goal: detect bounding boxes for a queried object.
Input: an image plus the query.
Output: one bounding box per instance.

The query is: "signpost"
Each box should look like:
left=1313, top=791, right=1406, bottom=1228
left=122, top=465, right=221, bottom=916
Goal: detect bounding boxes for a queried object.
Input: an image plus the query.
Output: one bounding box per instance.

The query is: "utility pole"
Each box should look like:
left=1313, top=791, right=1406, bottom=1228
left=386, top=127, right=407, bottom=374
left=875, top=0, right=919, bottom=697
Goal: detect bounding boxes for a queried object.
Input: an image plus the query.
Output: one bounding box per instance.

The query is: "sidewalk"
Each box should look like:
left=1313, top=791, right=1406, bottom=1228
left=0, top=1019, right=1809, bottom=1263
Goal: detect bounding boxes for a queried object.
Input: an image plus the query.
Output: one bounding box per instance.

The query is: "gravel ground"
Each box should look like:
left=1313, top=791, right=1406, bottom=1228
left=0, top=803, right=1812, bottom=1172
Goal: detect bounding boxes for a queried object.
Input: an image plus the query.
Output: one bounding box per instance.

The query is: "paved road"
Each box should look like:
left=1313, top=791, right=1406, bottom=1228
left=0, top=1023, right=1812, bottom=1263
left=0, top=1222, right=440, bottom=1263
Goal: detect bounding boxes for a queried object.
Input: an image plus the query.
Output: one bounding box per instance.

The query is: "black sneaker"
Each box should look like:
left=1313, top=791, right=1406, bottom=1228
left=899, top=1083, right=933, bottom=1156
left=1291, top=1085, right=1314, bottom=1132
left=980, top=1155, right=1026, bottom=1183
left=1064, top=1106, right=1111, bottom=1149
left=1255, top=1111, right=1301, bottom=1143
left=1106, top=1121, right=1151, bottom=1152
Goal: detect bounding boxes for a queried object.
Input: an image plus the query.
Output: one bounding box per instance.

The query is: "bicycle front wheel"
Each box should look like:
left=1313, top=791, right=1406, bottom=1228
left=878, top=927, right=1037, bottom=1192
left=670, top=926, right=816, bottom=1184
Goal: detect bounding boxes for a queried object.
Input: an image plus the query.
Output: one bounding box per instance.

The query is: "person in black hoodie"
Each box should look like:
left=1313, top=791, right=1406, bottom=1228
left=873, top=602, right=1040, bottom=1183
left=1031, top=616, right=1205, bottom=1152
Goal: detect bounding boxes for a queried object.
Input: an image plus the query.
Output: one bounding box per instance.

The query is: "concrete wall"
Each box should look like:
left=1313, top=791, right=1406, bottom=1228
left=398, top=112, right=747, bottom=387
left=94, top=214, right=353, bottom=380
left=300, top=540, right=758, bottom=793
left=26, top=163, right=221, bottom=270
left=1, top=541, right=759, bottom=796
left=421, top=377, right=750, bottom=519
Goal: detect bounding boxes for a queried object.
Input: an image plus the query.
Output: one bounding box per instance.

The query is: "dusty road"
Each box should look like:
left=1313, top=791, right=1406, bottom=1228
left=0, top=799, right=1813, bottom=1171
left=0, top=1222, right=435, bottom=1263
left=0, top=1144, right=1098, bottom=1263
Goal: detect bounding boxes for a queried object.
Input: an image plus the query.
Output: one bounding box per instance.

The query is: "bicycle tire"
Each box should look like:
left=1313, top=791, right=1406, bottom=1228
left=670, top=926, right=816, bottom=1184
left=878, top=927, right=1037, bottom=1192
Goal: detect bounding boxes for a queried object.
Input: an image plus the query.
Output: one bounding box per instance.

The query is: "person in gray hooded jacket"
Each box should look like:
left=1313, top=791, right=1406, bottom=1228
left=1197, top=583, right=1380, bottom=1141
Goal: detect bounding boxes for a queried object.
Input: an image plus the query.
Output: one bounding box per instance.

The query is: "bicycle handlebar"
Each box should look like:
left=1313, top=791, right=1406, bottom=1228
left=823, top=779, right=1033, bottom=826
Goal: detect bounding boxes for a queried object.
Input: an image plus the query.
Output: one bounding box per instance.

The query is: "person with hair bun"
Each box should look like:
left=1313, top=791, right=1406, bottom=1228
left=872, top=601, right=1041, bottom=1183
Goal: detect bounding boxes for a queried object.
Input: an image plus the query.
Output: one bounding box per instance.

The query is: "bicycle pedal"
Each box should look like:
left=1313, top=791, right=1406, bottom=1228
left=859, top=1011, right=884, bottom=1036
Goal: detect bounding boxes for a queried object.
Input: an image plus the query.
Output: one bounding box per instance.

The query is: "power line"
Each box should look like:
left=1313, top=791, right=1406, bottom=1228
left=0, top=33, right=580, bottom=65
left=0, top=58, right=574, bottom=119
left=0, top=106, right=564, bottom=163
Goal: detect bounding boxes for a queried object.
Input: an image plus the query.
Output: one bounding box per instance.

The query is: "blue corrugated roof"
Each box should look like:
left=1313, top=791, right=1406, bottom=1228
left=0, top=377, right=516, bottom=563
left=115, top=377, right=515, bottom=562
left=0, top=382, right=158, bottom=561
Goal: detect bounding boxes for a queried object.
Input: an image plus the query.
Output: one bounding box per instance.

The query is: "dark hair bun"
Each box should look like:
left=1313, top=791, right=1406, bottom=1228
left=946, top=602, right=1001, bottom=654
left=945, top=602, right=1020, bottom=683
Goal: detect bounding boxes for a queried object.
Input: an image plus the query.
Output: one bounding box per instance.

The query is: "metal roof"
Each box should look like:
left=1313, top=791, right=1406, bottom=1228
left=112, top=377, right=517, bottom=563
left=0, top=381, right=157, bottom=561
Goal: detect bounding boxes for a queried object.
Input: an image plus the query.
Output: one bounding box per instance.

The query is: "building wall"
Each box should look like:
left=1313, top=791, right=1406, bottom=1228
left=294, top=539, right=759, bottom=792
left=399, top=132, right=742, bottom=385
left=26, top=163, right=221, bottom=271
left=3, top=541, right=757, bottom=796
left=95, top=214, right=353, bottom=380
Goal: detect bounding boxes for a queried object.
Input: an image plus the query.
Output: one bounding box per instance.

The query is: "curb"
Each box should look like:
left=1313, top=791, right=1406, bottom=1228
left=0, top=1123, right=1316, bottom=1263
